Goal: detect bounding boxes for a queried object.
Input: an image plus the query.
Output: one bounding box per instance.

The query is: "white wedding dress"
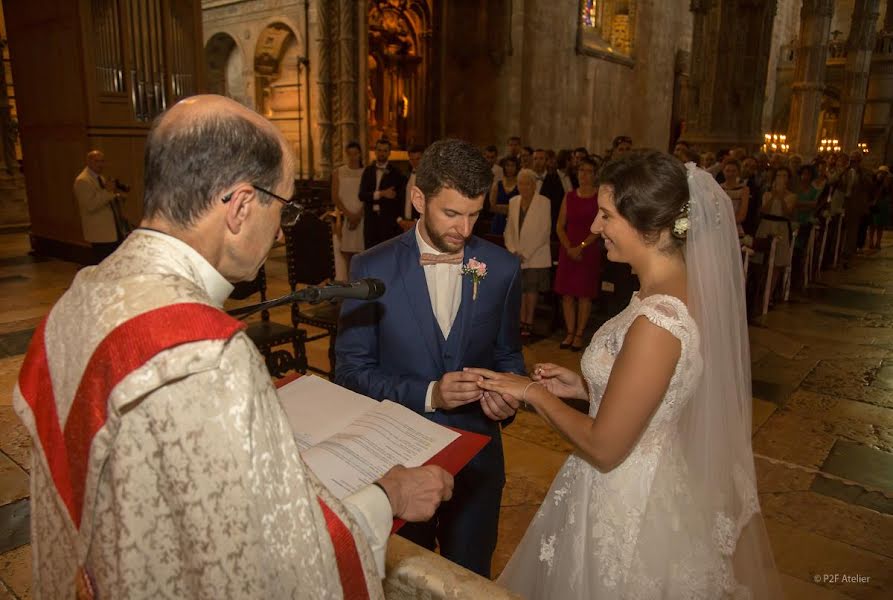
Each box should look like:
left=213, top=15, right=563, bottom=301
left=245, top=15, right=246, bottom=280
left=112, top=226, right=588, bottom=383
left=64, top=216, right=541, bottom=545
left=499, top=293, right=758, bottom=599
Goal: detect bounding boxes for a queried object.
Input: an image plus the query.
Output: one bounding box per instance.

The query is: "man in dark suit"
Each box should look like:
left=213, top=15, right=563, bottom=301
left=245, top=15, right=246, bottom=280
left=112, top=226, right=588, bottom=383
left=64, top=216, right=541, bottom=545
left=359, top=138, right=406, bottom=249
left=336, top=139, right=525, bottom=577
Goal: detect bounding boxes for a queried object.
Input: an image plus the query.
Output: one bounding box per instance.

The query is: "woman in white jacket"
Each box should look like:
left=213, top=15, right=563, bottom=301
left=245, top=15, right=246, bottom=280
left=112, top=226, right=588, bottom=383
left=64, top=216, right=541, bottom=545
left=505, top=168, right=553, bottom=339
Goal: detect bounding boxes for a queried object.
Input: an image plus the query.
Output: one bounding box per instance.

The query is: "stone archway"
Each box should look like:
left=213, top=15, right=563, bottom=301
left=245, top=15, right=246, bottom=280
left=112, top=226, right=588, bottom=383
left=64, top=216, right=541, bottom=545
left=204, top=32, right=246, bottom=106
left=255, top=22, right=307, bottom=176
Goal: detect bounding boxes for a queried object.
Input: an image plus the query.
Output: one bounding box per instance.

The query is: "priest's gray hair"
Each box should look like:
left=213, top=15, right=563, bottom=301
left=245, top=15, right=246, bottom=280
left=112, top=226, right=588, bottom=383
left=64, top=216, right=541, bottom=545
left=143, top=111, right=283, bottom=226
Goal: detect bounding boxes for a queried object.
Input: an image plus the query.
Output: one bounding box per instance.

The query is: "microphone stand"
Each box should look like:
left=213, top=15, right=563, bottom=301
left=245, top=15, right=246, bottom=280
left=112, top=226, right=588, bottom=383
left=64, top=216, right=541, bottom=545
left=227, top=287, right=332, bottom=319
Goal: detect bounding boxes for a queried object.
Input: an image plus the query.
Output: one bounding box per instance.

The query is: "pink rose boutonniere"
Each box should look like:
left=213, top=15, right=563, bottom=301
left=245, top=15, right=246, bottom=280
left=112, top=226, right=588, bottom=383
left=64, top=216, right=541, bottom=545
left=462, top=257, right=488, bottom=300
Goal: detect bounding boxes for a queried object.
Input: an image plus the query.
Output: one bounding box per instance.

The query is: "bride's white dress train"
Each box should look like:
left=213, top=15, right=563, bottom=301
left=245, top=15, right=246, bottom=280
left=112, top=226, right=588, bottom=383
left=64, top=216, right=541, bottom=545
left=499, top=293, right=759, bottom=599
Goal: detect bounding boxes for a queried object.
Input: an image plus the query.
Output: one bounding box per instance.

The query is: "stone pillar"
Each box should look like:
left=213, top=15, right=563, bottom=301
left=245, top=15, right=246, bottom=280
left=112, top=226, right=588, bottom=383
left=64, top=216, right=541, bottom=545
left=787, top=0, right=835, bottom=158
left=838, top=0, right=881, bottom=152
left=337, top=0, right=359, bottom=163
left=684, top=0, right=778, bottom=151
left=317, top=0, right=336, bottom=177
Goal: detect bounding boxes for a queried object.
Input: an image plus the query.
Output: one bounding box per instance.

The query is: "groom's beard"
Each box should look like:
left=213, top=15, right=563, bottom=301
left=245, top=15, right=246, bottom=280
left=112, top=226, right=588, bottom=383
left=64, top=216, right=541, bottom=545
left=423, top=217, right=466, bottom=254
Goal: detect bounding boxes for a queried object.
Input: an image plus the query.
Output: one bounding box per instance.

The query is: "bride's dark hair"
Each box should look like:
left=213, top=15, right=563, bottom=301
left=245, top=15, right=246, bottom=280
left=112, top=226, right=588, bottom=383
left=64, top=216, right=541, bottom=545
left=597, top=151, right=689, bottom=248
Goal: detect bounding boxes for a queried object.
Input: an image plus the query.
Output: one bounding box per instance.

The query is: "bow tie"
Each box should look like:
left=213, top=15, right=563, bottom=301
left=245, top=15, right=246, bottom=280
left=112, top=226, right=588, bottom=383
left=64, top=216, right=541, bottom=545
left=419, top=252, right=463, bottom=266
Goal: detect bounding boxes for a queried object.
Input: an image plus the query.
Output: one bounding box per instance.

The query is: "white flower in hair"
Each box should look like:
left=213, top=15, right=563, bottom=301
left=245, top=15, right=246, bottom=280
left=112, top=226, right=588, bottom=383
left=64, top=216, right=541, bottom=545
left=674, top=217, right=690, bottom=236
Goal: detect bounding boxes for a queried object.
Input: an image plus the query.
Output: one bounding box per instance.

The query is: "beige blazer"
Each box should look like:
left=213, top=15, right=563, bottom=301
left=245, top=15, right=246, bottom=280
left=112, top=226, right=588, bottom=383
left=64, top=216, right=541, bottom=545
left=504, top=193, right=552, bottom=269
left=74, top=167, right=118, bottom=243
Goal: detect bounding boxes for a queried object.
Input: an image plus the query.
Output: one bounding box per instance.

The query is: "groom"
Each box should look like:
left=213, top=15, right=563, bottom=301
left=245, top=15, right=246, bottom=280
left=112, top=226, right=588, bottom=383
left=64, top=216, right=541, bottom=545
left=335, top=138, right=525, bottom=577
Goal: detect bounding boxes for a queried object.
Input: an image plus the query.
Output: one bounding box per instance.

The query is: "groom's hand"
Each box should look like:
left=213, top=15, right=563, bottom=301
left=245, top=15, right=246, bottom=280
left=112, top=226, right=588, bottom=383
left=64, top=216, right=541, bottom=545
left=433, top=371, right=484, bottom=410
left=481, top=390, right=520, bottom=421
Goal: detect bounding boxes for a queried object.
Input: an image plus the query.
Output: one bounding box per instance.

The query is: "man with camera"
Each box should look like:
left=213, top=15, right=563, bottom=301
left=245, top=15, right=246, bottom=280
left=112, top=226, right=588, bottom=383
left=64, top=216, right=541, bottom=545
left=73, top=150, right=128, bottom=263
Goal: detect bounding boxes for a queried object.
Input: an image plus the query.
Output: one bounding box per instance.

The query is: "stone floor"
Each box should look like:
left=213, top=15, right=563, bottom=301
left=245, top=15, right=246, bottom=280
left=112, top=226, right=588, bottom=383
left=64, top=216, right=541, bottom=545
left=0, top=231, right=892, bottom=599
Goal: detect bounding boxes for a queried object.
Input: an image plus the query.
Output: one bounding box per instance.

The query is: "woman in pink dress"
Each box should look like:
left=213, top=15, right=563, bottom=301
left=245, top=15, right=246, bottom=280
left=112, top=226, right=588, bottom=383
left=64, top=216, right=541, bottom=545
left=554, top=157, right=602, bottom=351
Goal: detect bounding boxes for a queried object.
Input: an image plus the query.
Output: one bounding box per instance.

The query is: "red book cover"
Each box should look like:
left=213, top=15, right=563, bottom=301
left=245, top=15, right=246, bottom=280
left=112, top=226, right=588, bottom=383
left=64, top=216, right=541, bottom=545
left=274, top=374, right=490, bottom=532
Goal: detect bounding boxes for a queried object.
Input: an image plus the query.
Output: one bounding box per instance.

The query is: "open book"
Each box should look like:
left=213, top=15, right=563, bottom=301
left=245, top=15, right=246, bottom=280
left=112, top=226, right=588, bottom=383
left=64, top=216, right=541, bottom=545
left=278, top=375, right=488, bottom=501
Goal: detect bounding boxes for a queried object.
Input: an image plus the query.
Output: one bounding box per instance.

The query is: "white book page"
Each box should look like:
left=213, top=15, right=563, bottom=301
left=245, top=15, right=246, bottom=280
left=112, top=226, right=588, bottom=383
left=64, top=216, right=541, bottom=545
left=301, top=400, right=460, bottom=499
left=278, top=375, right=378, bottom=451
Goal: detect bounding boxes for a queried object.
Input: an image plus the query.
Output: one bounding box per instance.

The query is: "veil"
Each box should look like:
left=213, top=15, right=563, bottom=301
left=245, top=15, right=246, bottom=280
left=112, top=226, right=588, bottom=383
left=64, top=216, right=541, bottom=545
left=677, top=163, right=783, bottom=597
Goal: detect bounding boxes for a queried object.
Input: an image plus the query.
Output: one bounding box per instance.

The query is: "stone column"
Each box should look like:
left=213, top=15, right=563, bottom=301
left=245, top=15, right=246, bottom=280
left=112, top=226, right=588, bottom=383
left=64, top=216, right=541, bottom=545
left=684, top=0, right=778, bottom=151
left=337, top=0, right=359, bottom=162
left=838, top=0, right=881, bottom=152
left=317, top=0, right=336, bottom=177
left=787, top=0, right=835, bottom=158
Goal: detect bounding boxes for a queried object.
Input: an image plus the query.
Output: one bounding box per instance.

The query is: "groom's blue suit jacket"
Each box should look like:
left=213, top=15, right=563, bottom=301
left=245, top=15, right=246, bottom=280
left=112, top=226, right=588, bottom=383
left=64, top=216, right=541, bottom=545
left=335, top=227, right=525, bottom=481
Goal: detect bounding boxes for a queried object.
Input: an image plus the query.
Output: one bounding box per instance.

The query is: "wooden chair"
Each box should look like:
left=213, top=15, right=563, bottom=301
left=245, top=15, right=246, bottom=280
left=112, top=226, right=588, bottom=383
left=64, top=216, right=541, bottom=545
left=742, top=245, right=755, bottom=281
left=284, top=180, right=340, bottom=378
left=229, top=265, right=308, bottom=378
left=747, top=236, right=777, bottom=317
left=782, top=226, right=799, bottom=302
left=832, top=211, right=846, bottom=268
left=802, top=223, right=816, bottom=288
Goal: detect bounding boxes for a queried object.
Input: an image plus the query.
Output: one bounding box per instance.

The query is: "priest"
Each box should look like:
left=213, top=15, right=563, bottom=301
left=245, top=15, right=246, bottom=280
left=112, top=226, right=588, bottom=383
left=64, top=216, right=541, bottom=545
left=14, top=95, right=453, bottom=600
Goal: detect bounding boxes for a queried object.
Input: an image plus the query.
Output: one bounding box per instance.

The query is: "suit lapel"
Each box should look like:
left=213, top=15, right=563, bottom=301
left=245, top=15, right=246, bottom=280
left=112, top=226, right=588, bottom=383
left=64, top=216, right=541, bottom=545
left=398, top=230, right=445, bottom=370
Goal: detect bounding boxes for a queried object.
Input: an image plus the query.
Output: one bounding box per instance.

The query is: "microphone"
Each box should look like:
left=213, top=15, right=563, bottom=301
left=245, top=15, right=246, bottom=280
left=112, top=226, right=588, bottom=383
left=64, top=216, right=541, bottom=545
left=301, top=278, right=385, bottom=303
left=227, top=278, right=385, bottom=319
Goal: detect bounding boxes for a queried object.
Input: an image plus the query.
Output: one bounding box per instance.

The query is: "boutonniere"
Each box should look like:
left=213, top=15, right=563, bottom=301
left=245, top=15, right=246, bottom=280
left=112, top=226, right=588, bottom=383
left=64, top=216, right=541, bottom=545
left=462, top=258, right=488, bottom=300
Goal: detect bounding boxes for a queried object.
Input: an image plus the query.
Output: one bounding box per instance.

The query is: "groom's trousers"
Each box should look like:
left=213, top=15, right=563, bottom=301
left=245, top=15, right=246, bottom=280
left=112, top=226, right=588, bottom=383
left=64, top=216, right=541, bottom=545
left=397, top=444, right=505, bottom=578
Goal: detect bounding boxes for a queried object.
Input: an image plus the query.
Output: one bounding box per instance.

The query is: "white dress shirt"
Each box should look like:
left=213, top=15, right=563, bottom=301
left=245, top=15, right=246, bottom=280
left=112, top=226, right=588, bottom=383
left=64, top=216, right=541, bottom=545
left=534, top=170, right=546, bottom=195
left=416, top=224, right=463, bottom=412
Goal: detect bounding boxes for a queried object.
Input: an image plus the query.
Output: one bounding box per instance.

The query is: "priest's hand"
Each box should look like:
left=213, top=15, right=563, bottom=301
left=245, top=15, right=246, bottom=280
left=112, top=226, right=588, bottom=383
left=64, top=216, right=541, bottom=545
left=377, top=464, right=454, bottom=521
left=432, top=371, right=484, bottom=410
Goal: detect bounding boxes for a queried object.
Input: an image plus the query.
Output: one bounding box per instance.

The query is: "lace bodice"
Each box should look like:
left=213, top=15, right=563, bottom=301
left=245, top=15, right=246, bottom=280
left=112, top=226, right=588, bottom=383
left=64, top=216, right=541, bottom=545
left=582, top=293, right=702, bottom=445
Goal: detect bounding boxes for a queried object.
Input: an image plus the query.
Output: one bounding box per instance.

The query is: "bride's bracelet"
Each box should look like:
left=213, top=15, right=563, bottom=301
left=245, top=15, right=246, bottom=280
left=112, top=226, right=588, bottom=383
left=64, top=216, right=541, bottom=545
left=522, top=381, right=540, bottom=406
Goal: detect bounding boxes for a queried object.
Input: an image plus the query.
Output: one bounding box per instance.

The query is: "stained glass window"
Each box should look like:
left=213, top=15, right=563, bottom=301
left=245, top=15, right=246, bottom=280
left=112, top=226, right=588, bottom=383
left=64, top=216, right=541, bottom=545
left=577, top=0, right=635, bottom=66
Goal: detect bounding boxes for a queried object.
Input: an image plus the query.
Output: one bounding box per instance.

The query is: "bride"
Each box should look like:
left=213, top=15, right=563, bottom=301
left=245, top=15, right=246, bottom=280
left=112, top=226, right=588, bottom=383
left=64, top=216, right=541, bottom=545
left=469, top=151, right=782, bottom=598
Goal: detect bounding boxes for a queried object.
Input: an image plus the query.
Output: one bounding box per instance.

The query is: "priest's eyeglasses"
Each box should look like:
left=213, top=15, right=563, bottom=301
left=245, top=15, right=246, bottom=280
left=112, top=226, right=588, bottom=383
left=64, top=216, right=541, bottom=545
left=222, top=185, right=303, bottom=228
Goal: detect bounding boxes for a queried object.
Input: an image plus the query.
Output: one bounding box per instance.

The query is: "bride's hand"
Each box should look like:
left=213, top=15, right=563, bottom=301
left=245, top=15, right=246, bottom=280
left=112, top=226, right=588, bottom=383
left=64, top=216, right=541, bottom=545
left=531, top=363, right=587, bottom=400
left=463, top=368, right=537, bottom=405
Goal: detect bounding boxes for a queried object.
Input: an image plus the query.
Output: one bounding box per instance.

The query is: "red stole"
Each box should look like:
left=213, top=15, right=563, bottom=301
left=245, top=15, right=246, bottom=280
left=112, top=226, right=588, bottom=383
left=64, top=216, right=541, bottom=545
left=18, top=302, right=370, bottom=599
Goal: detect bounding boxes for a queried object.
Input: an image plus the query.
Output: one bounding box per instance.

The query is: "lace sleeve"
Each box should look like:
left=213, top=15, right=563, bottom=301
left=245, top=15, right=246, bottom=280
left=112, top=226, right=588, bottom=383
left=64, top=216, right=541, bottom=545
left=635, top=296, right=693, bottom=344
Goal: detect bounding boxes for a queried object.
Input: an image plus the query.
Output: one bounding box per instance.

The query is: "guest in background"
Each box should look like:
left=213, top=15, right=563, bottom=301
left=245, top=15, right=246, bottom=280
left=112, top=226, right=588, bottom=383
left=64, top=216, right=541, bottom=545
left=554, top=157, right=602, bottom=351
left=844, top=150, right=875, bottom=258
left=332, top=141, right=366, bottom=269
left=541, top=149, right=569, bottom=228
left=788, top=154, right=803, bottom=178
left=489, top=155, right=519, bottom=235
left=507, top=136, right=522, bottom=160
left=794, top=165, right=819, bottom=226
left=484, top=144, right=504, bottom=181
left=504, top=169, right=553, bottom=341
left=359, top=138, right=406, bottom=248
left=701, top=151, right=717, bottom=172
left=74, top=150, right=123, bottom=263
left=869, top=171, right=892, bottom=250
left=755, top=167, right=796, bottom=302
left=720, top=159, right=749, bottom=237
left=532, top=148, right=548, bottom=194
left=556, top=149, right=574, bottom=194
left=520, top=146, right=534, bottom=170
left=673, top=140, right=691, bottom=163
left=742, top=156, right=763, bottom=234
left=609, top=135, right=632, bottom=161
